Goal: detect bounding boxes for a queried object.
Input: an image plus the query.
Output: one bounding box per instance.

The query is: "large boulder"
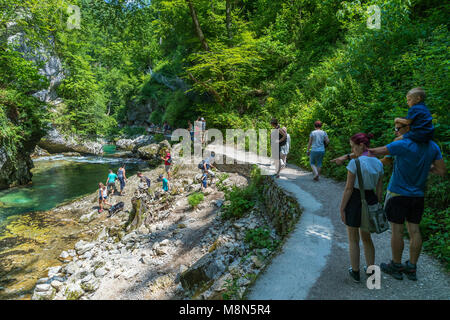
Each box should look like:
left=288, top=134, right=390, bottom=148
left=38, top=128, right=103, bottom=155
left=115, top=135, right=153, bottom=152
left=31, top=145, right=51, bottom=158
left=179, top=251, right=226, bottom=292
left=136, top=140, right=171, bottom=165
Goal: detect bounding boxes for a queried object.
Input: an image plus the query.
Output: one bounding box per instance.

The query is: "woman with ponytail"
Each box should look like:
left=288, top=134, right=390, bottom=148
left=340, top=133, right=384, bottom=283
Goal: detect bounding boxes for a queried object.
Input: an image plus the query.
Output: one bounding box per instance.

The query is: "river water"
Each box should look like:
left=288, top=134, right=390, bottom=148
left=0, top=146, right=149, bottom=299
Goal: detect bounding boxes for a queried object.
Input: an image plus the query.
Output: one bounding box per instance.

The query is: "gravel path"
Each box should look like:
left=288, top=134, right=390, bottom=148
left=208, top=145, right=450, bottom=300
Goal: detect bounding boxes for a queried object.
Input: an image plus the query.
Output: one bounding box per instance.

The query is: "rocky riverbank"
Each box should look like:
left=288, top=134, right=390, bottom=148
left=29, top=148, right=292, bottom=300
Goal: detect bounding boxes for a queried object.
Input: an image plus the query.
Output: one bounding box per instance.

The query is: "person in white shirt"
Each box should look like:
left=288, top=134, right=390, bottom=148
left=280, top=126, right=291, bottom=169
left=339, top=132, right=384, bottom=283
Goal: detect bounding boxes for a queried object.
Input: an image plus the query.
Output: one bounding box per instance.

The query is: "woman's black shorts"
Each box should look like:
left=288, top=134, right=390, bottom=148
left=344, top=188, right=378, bottom=228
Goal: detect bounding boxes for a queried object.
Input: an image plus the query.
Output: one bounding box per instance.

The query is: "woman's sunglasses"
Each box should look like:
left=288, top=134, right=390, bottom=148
left=394, top=125, right=408, bottom=132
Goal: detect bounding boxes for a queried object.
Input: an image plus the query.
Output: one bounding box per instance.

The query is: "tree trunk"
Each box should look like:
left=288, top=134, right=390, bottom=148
left=187, top=72, right=224, bottom=107
left=226, top=0, right=232, bottom=41
left=185, top=0, right=209, bottom=51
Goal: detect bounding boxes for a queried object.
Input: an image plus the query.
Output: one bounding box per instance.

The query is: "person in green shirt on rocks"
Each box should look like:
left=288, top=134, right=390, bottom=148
left=157, top=174, right=170, bottom=192
left=106, top=169, right=118, bottom=195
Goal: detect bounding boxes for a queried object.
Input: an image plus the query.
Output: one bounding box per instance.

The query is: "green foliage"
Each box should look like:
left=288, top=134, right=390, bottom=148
left=222, top=277, right=240, bottom=300
left=245, top=226, right=280, bottom=251
left=188, top=192, right=204, bottom=208
left=216, top=173, right=230, bottom=191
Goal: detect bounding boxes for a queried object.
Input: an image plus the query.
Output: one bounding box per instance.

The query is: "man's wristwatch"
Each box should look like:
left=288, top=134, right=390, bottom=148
left=346, top=154, right=351, bottom=160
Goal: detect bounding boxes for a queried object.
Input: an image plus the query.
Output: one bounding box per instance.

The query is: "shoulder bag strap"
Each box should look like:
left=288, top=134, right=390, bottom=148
left=355, top=158, right=366, bottom=201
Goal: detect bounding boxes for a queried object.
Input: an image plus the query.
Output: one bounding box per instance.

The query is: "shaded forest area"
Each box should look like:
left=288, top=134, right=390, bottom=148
left=0, top=0, right=448, bottom=268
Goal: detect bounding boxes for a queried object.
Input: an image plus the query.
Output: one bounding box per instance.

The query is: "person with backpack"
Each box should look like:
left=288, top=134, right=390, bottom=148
left=161, top=149, right=172, bottom=179
left=307, top=120, right=329, bottom=181
left=117, top=164, right=127, bottom=196
left=199, top=152, right=216, bottom=180
left=340, top=133, right=384, bottom=283
left=270, top=118, right=287, bottom=178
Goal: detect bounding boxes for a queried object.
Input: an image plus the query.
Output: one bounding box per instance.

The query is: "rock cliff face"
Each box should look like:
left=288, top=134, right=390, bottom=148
left=38, top=128, right=104, bottom=156
left=0, top=21, right=65, bottom=190
left=0, top=146, right=35, bottom=190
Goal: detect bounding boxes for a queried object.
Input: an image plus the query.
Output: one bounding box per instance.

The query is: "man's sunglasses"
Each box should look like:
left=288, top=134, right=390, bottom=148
left=394, top=125, right=408, bottom=132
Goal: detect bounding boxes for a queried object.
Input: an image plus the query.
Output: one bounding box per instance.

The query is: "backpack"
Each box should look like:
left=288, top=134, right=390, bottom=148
left=198, top=160, right=205, bottom=169
left=144, top=177, right=151, bottom=187
left=167, top=154, right=172, bottom=164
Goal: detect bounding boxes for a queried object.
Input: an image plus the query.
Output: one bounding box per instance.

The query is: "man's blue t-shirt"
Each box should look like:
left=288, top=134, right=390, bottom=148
left=403, top=103, right=434, bottom=142
left=387, top=139, right=442, bottom=197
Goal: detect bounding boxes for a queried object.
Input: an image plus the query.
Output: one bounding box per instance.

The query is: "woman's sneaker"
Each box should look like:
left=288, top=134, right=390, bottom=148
left=348, top=267, right=360, bottom=283
left=380, top=260, right=404, bottom=280
left=403, top=260, right=417, bottom=281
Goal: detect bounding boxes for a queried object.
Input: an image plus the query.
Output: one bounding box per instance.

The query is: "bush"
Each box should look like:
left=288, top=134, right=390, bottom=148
left=221, top=186, right=256, bottom=220
left=188, top=192, right=204, bottom=208
left=245, top=227, right=280, bottom=251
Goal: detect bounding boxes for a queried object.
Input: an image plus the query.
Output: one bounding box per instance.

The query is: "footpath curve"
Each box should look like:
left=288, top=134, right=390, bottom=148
left=207, top=144, right=450, bottom=300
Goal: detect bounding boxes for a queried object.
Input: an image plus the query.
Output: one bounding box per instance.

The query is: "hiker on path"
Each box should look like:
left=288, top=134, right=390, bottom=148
left=161, top=149, right=172, bottom=180
left=307, top=120, right=329, bottom=181
left=194, top=118, right=202, bottom=144
left=188, top=120, right=194, bottom=141
left=368, top=131, right=445, bottom=281
left=98, top=182, right=111, bottom=213
left=106, top=169, right=118, bottom=195
left=340, top=133, right=384, bottom=283
left=270, top=118, right=287, bottom=178
left=201, top=117, right=206, bottom=145
left=117, top=165, right=127, bottom=196
left=280, top=126, right=291, bottom=169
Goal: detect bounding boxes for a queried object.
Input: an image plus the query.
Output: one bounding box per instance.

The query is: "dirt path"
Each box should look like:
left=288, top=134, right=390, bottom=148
left=208, top=144, right=450, bottom=300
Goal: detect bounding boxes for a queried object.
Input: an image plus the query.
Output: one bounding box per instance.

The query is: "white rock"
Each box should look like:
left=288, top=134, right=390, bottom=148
left=65, top=262, right=79, bottom=275
left=140, top=256, right=153, bottom=265
left=123, top=269, right=138, bottom=280
left=60, top=251, right=70, bottom=259
left=51, top=280, right=64, bottom=291
left=36, top=277, right=49, bottom=284
left=160, top=239, right=170, bottom=246
left=94, top=268, right=108, bottom=278
left=35, top=284, right=52, bottom=292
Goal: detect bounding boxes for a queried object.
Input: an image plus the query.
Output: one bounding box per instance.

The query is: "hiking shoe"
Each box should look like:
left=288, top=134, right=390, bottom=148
left=348, top=267, right=360, bottom=283
left=380, top=260, right=404, bottom=280
left=403, top=260, right=417, bottom=281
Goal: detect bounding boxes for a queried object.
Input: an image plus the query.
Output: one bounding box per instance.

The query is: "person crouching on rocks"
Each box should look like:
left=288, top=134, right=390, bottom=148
left=98, top=183, right=111, bottom=213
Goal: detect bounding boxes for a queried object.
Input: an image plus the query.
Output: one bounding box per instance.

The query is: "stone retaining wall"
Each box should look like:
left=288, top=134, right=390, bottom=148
left=215, top=156, right=302, bottom=237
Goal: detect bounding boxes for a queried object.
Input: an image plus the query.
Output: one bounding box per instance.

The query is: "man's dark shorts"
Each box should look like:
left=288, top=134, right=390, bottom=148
left=385, top=196, right=424, bottom=224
